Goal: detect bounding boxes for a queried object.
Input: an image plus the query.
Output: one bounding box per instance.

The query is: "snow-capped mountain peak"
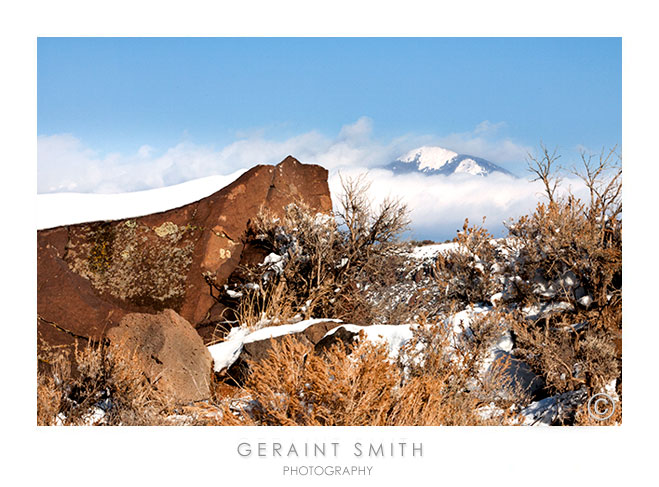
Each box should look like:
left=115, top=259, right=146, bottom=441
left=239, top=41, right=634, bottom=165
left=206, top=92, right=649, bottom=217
left=399, top=146, right=458, bottom=171
left=384, top=145, right=514, bottom=177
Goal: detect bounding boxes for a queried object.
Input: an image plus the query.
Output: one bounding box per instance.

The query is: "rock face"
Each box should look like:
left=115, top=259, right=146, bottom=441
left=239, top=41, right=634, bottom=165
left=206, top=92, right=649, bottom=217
left=37, top=156, right=332, bottom=351
left=107, top=309, right=213, bottom=403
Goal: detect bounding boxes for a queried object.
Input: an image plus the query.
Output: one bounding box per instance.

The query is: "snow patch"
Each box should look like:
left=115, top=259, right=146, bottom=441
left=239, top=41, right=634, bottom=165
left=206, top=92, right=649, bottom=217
left=399, top=146, right=458, bottom=171
left=408, top=242, right=460, bottom=260
left=208, top=319, right=342, bottom=372
left=323, top=324, right=416, bottom=359
left=454, top=158, right=487, bottom=176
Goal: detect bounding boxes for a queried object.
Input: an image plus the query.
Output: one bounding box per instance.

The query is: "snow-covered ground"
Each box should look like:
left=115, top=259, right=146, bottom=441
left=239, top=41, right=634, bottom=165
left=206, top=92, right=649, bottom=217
left=37, top=170, right=247, bottom=229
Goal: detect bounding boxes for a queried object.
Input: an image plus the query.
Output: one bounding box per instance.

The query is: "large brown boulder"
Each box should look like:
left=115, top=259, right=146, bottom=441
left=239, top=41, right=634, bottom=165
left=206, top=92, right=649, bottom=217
left=107, top=309, right=213, bottom=403
left=37, top=156, right=332, bottom=352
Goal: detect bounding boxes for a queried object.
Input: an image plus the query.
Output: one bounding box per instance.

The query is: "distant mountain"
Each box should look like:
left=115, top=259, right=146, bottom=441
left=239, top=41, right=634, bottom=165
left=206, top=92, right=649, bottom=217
left=384, top=146, right=515, bottom=177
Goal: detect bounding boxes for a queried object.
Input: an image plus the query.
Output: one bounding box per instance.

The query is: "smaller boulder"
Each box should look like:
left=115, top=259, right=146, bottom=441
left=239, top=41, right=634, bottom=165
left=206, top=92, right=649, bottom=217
left=313, top=326, right=360, bottom=355
left=487, top=350, right=545, bottom=399
left=223, top=320, right=342, bottom=385
left=107, top=309, right=213, bottom=404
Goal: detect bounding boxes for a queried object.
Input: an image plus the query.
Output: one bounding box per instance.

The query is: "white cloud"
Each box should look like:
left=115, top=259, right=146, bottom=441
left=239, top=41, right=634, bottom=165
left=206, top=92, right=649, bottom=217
left=38, top=118, right=533, bottom=193
left=328, top=167, right=589, bottom=240
left=434, top=131, right=532, bottom=168
left=37, top=134, right=247, bottom=193
left=474, top=120, right=507, bottom=135
left=38, top=118, right=564, bottom=239
left=338, top=116, right=373, bottom=141
left=137, top=144, right=154, bottom=158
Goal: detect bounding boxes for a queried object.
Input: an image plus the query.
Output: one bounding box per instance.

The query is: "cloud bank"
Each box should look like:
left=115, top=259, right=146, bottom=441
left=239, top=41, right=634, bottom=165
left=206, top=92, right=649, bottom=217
left=38, top=117, right=532, bottom=193
left=37, top=118, right=586, bottom=240
left=328, top=168, right=588, bottom=240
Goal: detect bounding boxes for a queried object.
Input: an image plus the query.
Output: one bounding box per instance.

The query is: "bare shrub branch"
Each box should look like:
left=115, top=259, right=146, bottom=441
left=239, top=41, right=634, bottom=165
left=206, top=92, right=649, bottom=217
left=573, top=146, right=622, bottom=228
left=527, top=143, right=562, bottom=204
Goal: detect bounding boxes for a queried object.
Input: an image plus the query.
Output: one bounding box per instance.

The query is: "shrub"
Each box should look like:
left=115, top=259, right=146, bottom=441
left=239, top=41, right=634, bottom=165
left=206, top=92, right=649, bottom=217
left=230, top=175, right=410, bottom=328
left=432, top=218, right=503, bottom=309
left=501, top=145, right=622, bottom=400
left=504, top=196, right=621, bottom=310
left=497, top=307, right=619, bottom=398
left=505, top=145, right=621, bottom=310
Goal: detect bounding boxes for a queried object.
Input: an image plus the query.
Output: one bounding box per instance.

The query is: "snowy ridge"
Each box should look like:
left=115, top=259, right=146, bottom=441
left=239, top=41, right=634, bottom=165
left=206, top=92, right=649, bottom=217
left=36, top=169, right=247, bottom=229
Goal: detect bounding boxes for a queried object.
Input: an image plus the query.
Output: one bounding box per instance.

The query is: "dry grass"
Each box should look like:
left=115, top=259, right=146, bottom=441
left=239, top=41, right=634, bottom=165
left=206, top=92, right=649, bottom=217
left=37, top=341, right=174, bottom=426
left=220, top=314, right=525, bottom=426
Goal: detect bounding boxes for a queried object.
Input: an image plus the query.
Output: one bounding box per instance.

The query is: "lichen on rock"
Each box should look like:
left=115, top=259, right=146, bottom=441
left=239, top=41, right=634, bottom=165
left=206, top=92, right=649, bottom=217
left=65, top=219, right=199, bottom=310
left=153, top=221, right=179, bottom=238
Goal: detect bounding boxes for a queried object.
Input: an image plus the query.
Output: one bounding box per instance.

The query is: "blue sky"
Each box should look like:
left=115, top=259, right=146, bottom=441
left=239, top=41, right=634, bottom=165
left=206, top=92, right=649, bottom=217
left=38, top=37, right=620, bottom=161
left=37, top=37, right=621, bottom=239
